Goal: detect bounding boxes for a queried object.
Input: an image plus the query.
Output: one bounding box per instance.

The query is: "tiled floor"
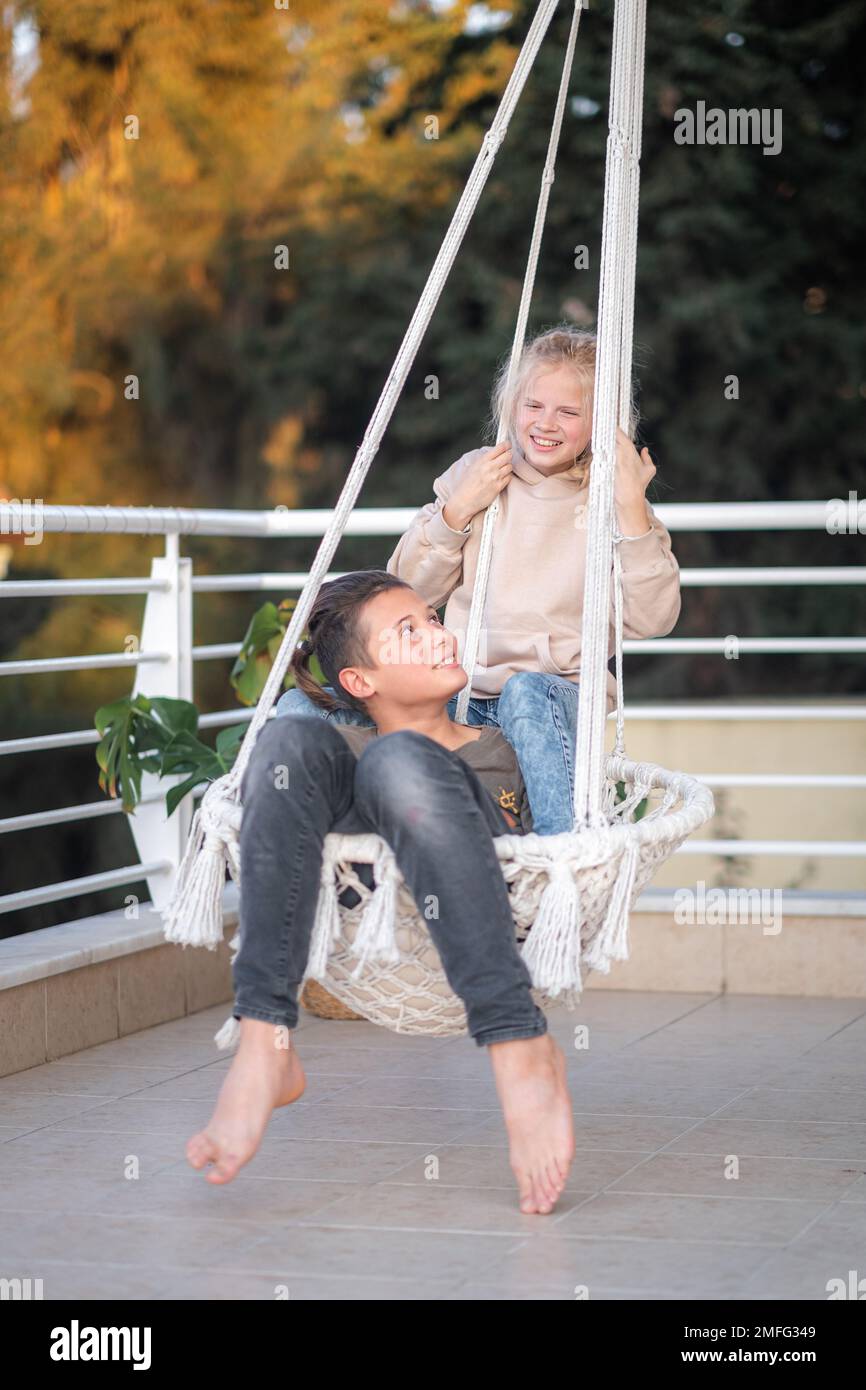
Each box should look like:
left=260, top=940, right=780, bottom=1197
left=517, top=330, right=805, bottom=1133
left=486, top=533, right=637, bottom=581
left=2, top=991, right=866, bottom=1300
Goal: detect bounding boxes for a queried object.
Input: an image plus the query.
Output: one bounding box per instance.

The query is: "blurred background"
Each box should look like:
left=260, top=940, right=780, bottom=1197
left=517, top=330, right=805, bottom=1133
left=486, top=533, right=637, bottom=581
left=1, top=0, right=863, bottom=936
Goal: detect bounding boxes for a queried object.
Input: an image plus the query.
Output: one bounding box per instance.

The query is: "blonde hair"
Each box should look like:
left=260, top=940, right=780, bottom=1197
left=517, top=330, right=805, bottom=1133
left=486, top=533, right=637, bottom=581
left=483, top=323, right=639, bottom=485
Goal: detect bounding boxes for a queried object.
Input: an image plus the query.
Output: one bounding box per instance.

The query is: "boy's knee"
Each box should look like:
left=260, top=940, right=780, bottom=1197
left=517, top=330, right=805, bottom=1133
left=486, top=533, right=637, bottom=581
left=354, top=730, right=448, bottom=811
left=262, top=711, right=330, bottom=747
left=242, top=715, right=346, bottom=802
left=356, top=729, right=434, bottom=779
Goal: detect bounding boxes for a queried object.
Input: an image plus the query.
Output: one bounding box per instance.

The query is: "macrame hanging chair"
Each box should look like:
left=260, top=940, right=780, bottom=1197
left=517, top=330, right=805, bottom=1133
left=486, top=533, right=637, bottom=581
left=161, top=0, right=714, bottom=1041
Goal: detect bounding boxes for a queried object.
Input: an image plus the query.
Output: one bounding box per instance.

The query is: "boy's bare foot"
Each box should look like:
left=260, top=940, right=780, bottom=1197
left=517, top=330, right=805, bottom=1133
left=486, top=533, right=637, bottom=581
left=487, top=1033, right=574, bottom=1214
left=186, top=1018, right=306, bottom=1184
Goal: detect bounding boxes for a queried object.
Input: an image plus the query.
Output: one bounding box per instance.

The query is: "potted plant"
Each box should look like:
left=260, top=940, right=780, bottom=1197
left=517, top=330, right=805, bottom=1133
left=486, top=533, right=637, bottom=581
left=94, top=598, right=310, bottom=815
left=94, top=595, right=361, bottom=1021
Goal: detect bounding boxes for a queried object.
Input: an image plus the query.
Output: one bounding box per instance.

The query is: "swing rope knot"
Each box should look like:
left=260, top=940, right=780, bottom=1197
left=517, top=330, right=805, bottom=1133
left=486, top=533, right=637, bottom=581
left=608, top=127, right=631, bottom=162
left=481, top=128, right=506, bottom=157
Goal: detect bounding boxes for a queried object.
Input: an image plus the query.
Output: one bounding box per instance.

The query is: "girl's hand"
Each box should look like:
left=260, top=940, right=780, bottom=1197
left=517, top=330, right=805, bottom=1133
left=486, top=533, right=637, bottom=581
left=614, top=426, right=655, bottom=534
left=442, top=442, right=512, bottom=532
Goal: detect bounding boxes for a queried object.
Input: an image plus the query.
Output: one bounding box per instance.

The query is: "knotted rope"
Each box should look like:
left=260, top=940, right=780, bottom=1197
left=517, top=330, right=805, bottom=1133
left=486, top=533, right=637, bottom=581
left=162, top=0, right=571, bottom=951
left=162, top=2, right=663, bottom=1008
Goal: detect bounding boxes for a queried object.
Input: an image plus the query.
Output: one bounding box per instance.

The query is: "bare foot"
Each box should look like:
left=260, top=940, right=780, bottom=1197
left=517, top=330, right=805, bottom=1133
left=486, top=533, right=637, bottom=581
left=487, top=1033, right=574, bottom=1214
left=186, top=1018, right=306, bottom=1184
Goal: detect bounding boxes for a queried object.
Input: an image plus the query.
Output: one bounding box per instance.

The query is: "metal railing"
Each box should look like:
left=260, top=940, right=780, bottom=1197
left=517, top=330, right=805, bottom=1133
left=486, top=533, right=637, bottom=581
left=1, top=498, right=864, bottom=919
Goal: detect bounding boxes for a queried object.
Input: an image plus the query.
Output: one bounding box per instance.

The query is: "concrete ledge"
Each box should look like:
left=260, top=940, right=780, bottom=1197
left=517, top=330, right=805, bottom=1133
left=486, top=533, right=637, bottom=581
left=0, top=893, right=240, bottom=1078
left=592, top=911, right=866, bottom=997
left=1, top=885, right=865, bottom=1080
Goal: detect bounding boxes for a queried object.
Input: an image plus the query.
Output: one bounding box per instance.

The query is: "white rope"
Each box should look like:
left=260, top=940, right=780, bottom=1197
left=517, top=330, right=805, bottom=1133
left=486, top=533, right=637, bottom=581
left=230, top=0, right=564, bottom=788
left=456, top=0, right=585, bottom=723
left=572, top=0, right=646, bottom=828
left=159, top=0, right=696, bottom=1019
left=161, top=0, right=565, bottom=946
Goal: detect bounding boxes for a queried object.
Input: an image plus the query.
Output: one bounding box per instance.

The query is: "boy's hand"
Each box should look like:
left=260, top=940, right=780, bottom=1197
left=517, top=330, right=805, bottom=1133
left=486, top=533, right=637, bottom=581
left=442, top=442, right=513, bottom=532
left=614, top=426, right=655, bottom=534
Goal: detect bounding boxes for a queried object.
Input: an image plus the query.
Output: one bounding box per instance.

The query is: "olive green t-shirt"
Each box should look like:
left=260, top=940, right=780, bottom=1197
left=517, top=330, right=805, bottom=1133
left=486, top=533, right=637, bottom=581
left=332, top=724, right=532, bottom=834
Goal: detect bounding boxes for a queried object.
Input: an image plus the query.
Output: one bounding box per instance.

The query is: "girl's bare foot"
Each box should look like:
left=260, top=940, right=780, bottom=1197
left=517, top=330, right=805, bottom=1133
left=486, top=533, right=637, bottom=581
left=487, top=1033, right=574, bottom=1214
left=186, top=1018, right=306, bottom=1184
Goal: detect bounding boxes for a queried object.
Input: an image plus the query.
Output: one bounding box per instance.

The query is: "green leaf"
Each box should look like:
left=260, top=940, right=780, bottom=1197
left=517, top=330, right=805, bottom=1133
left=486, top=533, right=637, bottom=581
left=95, top=694, right=145, bottom=737
left=160, top=730, right=223, bottom=778
left=93, top=693, right=201, bottom=814
left=215, top=723, right=247, bottom=770
left=147, top=697, right=199, bottom=737
left=229, top=597, right=298, bottom=706
left=94, top=599, right=313, bottom=822
left=165, top=771, right=210, bottom=819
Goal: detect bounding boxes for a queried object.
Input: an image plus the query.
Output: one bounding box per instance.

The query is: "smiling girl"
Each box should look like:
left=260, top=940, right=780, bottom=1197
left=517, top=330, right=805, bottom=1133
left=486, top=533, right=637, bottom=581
left=384, top=325, right=682, bottom=833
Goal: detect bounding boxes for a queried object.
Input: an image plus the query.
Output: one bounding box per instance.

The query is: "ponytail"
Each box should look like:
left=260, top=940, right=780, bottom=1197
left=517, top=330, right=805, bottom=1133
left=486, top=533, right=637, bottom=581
left=288, top=637, right=345, bottom=714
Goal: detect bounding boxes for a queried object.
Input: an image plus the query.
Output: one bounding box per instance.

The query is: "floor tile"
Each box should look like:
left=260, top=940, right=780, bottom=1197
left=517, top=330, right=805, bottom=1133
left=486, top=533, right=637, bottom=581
left=3, top=990, right=861, bottom=1301
left=553, top=1191, right=827, bottom=1244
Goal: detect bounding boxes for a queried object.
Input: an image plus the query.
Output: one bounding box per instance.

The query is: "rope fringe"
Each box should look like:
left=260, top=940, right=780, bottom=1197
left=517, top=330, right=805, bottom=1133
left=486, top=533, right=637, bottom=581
left=307, top=858, right=343, bottom=979
left=214, top=1015, right=241, bottom=1051
left=350, top=850, right=401, bottom=975
left=521, top=859, right=583, bottom=996
left=160, top=781, right=241, bottom=949
left=584, top=838, right=640, bottom=972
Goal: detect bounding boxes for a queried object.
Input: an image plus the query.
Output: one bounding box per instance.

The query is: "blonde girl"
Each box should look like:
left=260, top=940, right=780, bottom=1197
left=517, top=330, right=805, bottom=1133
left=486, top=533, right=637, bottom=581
left=280, top=325, right=681, bottom=834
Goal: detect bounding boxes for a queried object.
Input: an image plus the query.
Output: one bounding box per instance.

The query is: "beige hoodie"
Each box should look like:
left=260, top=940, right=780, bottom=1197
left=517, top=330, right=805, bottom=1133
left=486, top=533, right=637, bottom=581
left=386, top=442, right=682, bottom=711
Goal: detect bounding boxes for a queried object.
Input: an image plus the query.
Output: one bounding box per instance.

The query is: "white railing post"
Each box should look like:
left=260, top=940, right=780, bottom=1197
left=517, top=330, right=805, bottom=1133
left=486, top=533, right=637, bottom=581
left=128, top=536, right=194, bottom=912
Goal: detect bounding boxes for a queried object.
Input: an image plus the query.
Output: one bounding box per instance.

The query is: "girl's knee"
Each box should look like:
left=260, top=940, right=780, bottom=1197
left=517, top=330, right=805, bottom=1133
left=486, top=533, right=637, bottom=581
left=498, top=669, right=548, bottom=719
left=275, top=687, right=323, bottom=719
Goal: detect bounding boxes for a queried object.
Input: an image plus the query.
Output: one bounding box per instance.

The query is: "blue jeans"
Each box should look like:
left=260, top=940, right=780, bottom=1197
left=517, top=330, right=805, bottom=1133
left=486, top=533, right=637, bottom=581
left=234, top=715, right=548, bottom=1047
left=276, top=671, right=580, bottom=835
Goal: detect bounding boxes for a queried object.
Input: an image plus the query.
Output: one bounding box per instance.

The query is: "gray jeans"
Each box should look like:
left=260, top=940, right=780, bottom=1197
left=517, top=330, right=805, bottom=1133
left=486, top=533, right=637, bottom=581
left=232, top=716, right=548, bottom=1048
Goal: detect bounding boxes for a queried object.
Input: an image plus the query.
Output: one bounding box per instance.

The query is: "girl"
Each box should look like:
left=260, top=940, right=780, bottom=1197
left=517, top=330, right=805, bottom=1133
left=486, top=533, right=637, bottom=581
left=279, top=326, right=682, bottom=834
left=187, top=571, right=575, bottom=1215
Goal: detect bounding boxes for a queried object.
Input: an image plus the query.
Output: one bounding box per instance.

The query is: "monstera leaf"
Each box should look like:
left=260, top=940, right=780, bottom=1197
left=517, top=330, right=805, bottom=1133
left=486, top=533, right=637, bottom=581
left=230, top=598, right=295, bottom=706
left=94, top=693, right=245, bottom=818
left=230, top=596, right=325, bottom=705
left=95, top=598, right=316, bottom=819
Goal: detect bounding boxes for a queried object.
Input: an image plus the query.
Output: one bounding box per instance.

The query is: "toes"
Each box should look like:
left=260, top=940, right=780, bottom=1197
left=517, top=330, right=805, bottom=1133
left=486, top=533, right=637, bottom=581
left=205, top=1152, right=242, bottom=1185
left=543, top=1161, right=565, bottom=1205
left=515, top=1167, right=537, bottom=1214
left=187, top=1130, right=246, bottom=1184
left=534, top=1171, right=555, bottom=1213
left=514, top=1157, right=566, bottom=1215
left=186, top=1132, right=214, bottom=1170
left=513, top=1155, right=548, bottom=1214
left=525, top=1169, right=552, bottom=1214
